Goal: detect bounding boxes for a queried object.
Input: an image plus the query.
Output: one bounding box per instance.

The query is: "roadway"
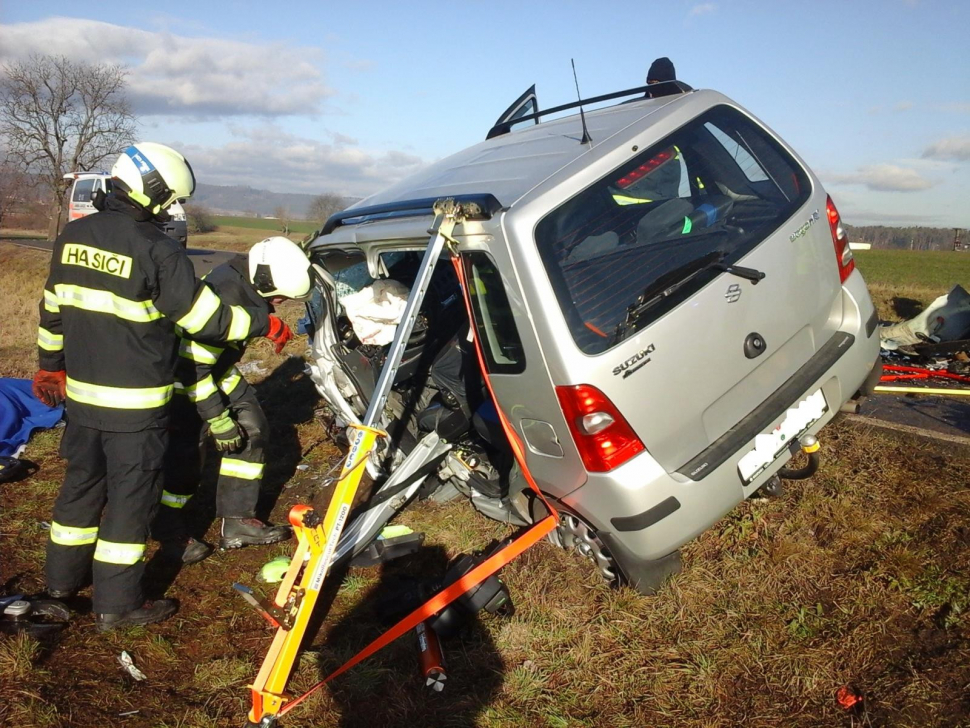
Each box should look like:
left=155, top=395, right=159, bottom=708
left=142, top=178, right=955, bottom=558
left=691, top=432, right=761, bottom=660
left=1, top=237, right=236, bottom=277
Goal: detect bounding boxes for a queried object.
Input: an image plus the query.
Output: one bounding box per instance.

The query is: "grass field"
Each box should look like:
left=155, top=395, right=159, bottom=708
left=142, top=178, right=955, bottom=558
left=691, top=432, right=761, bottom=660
left=1, top=241, right=968, bottom=727
left=853, top=249, right=970, bottom=321
left=211, top=215, right=319, bottom=235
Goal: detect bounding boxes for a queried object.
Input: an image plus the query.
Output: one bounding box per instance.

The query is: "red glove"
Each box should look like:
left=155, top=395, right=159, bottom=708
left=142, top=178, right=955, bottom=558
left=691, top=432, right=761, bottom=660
left=266, top=315, right=293, bottom=354
left=32, top=370, right=66, bottom=408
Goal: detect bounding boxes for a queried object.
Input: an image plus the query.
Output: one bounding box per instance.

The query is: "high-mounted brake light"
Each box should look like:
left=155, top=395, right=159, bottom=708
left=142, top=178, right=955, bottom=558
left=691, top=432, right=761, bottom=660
left=616, top=148, right=675, bottom=189
left=556, top=384, right=645, bottom=472
left=826, top=195, right=855, bottom=283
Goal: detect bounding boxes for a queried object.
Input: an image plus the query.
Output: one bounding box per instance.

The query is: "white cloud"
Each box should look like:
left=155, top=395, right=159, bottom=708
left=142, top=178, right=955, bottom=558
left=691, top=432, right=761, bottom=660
left=176, top=125, right=428, bottom=197
left=690, top=3, right=717, bottom=16
left=828, top=164, right=934, bottom=192
left=936, top=102, right=970, bottom=114
left=0, top=17, right=335, bottom=118
left=922, top=135, right=970, bottom=162
left=893, top=100, right=914, bottom=111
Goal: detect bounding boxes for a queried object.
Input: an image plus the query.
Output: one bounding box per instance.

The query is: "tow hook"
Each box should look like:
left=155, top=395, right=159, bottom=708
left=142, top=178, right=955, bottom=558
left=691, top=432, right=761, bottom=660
left=777, top=434, right=820, bottom=480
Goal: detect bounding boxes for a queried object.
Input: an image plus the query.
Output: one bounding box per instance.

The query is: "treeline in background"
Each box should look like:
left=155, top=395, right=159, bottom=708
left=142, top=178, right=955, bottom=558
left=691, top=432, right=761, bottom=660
left=846, top=225, right=968, bottom=251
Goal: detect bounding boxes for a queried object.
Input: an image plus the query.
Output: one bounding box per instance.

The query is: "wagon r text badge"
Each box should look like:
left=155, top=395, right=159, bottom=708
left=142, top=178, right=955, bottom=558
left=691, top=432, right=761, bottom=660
left=613, top=344, right=656, bottom=378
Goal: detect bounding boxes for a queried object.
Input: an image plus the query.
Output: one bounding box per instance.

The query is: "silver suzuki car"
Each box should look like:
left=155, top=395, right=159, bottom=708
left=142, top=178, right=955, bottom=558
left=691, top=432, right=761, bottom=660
left=302, top=80, right=882, bottom=594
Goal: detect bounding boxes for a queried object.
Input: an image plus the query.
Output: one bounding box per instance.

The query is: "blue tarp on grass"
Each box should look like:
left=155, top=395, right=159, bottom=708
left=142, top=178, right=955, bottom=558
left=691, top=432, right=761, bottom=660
left=0, top=378, right=63, bottom=457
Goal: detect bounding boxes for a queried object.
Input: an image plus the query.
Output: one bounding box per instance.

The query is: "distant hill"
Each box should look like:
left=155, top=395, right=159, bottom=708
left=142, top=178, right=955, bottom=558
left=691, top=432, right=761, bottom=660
left=191, top=183, right=361, bottom=220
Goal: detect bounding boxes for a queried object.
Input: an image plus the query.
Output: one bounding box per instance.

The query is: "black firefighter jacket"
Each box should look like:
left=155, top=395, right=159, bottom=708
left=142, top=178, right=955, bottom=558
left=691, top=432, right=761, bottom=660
left=174, top=255, right=270, bottom=421
left=37, top=195, right=270, bottom=432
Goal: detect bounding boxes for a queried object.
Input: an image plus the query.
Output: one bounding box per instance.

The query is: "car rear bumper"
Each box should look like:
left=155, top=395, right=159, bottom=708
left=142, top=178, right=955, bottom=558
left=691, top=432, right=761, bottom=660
left=560, top=269, right=880, bottom=575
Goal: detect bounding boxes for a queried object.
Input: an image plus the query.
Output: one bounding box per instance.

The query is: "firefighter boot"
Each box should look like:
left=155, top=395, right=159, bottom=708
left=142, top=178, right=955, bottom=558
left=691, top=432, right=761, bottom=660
left=96, top=599, right=178, bottom=632
left=160, top=536, right=214, bottom=566
left=219, top=518, right=291, bottom=550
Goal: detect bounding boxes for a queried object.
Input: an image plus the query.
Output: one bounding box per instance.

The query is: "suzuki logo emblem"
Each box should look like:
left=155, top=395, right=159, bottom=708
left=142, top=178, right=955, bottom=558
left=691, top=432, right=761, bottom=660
left=725, top=283, right=742, bottom=303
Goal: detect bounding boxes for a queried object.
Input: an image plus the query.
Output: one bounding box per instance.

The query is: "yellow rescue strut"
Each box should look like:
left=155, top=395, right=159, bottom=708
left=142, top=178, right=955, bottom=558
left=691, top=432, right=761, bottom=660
left=244, top=200, right=468, bottom=726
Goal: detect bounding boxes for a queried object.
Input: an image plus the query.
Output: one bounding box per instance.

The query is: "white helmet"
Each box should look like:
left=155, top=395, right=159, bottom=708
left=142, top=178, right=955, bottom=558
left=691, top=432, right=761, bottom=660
left=249, top=237, right=313, bottom=300
left=111, top=142, right=196, bottom=214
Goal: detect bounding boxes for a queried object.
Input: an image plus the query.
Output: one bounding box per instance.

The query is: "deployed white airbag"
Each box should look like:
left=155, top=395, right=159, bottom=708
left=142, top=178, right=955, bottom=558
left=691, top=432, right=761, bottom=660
left=341, top=279, right=410, bottom=346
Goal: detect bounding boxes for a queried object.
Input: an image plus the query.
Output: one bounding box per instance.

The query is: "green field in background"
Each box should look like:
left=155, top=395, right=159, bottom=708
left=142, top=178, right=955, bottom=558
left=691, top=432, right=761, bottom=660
left=211, top=215, right=319, bottom=234
left=853, top=249, right=970, bottom=290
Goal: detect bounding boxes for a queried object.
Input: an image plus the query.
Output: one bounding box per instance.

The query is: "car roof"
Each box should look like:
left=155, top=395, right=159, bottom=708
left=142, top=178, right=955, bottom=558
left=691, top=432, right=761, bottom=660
left=63, top=171, right=109, bottom=180
left=348, top=90, right=721, bottom=214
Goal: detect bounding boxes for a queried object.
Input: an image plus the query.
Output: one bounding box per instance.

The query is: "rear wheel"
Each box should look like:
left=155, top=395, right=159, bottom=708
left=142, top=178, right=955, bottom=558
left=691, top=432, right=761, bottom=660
left=552, top=510, right=620, bottom=585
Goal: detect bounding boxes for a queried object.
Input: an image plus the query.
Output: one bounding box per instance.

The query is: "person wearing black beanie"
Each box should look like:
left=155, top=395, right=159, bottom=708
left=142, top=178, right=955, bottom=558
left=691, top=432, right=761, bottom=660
left=646, top=57, right=679, bottom=98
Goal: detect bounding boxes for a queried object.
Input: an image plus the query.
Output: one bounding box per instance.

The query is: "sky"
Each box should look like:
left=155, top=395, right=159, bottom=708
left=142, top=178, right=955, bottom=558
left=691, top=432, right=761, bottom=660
left=1, top=0, right=968, bottom=227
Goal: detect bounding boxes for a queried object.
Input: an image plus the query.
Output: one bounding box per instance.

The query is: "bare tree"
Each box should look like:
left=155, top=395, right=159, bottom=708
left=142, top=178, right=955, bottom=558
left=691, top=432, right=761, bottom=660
left=0, top=156, right=31, bottom=230
left=308, top=192, right=347, bottom=224
left=183, top=203, right=216, bottom=234
left=274, top=205, right=290, bottom=235
left=0, top=55, right=136, bottom=240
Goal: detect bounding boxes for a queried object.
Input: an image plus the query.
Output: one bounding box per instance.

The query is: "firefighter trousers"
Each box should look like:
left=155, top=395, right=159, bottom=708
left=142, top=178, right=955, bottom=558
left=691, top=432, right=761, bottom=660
left=46, top=422, right=166, bottom=614
left=152, top=388, right=268, bottom=541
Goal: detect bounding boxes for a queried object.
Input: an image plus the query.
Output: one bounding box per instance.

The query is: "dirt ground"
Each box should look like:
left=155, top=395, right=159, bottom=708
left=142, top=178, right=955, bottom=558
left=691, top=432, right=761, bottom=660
left=1, top=243, right=969, bottom=727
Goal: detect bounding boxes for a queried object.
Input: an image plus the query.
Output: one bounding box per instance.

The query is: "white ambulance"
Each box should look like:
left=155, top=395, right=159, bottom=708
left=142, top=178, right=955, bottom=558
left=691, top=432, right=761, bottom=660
left=63, top=171, right=189, bottom=246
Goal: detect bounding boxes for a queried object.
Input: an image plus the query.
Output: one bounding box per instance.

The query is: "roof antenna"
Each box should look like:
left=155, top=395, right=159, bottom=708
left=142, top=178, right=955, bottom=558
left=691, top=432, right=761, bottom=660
left=571, top=58, right=592, bottom=146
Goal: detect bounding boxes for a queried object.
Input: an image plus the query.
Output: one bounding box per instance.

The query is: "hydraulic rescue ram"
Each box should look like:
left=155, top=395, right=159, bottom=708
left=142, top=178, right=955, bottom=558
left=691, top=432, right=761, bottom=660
left=244, top=199, right=471, bottom=726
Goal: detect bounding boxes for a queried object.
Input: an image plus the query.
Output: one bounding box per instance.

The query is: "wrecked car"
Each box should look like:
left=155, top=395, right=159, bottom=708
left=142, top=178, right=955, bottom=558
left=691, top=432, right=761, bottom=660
left=301, top=80, right=882, bottom=594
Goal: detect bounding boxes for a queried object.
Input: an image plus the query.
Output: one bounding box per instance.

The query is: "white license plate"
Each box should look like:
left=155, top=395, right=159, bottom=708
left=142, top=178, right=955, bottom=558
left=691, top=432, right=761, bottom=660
left=737, top=389, right=827, bottom=483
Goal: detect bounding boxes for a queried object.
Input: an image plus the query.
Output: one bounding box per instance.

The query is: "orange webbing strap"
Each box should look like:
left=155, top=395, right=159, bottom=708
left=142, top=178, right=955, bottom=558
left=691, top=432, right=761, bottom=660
left=279, top=514, right=556, bottom=716
left=277, top=253, right=560, bottom=720
left=449, top=255, right=559, bottom=518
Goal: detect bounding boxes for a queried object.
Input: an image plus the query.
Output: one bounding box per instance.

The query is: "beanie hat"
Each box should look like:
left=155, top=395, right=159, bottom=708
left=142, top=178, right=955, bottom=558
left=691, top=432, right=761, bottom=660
left=647, top=57, right=676, bottom=83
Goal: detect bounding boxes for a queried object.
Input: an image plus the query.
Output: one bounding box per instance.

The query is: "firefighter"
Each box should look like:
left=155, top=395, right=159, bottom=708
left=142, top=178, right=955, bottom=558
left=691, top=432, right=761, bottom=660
left=33, top=143, right=293, bottom=631
left=152, top=237, right=312, bottom=564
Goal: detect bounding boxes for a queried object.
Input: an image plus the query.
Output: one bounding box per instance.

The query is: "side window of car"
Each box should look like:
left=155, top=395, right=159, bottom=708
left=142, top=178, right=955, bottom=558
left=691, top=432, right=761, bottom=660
left=462, top=252, right=525, bottom=374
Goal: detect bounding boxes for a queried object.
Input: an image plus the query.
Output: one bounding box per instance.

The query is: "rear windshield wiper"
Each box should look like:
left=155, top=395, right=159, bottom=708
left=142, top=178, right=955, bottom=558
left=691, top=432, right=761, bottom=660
left=711, top=261, right=765, bottom=283
left=613, top=252, right=765, bottom=343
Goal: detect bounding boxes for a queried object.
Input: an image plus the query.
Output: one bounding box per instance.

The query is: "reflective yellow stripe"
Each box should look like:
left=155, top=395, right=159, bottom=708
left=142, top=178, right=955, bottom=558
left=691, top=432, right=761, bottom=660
left=612, top=194, right=654, bottom=206
left=44, top=289, right=60, bottom=313
left=178, top=339, right=222, bottom=365
left=54, top=284, right=161, bottom=323
left=37, top=326, right=64, bottom=351
left=177, top=286, right=221, bottom=335
left=228, top=306, right=252, bottom=341
left=185, top=375, right=219, bottom=403
left=50, top=522, right=98, bottom=546
left=66, top=376, right=173, bottom=410
left=160, top=490, right=191, bottom=509
left=220, top=458, right=264, bottom=480
left=173, top=380, right=186, bottom=395
left=218, top=367, right=242, bottom=396
left=93, top=539, right=145, bottom=565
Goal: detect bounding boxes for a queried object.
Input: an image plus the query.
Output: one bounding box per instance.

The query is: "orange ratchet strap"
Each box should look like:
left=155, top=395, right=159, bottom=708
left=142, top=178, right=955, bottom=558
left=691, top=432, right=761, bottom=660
left=273, top=252, right=560, bottom=721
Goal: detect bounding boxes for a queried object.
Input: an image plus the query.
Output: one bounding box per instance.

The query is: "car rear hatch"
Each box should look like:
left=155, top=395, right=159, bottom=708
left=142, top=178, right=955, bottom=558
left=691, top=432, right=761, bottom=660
left=535, top=104, right=847, bottom=474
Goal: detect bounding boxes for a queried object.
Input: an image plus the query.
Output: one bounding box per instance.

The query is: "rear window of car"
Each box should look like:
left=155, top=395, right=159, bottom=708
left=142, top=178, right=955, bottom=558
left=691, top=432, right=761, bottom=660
left=534, top=104, right=811, bottom=355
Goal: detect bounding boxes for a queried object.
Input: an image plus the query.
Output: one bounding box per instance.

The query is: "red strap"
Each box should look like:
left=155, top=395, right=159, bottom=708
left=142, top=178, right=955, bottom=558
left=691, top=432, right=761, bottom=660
left=279, top=252, right=561, bottom=719
left=280, top=514, right=557, bottom=716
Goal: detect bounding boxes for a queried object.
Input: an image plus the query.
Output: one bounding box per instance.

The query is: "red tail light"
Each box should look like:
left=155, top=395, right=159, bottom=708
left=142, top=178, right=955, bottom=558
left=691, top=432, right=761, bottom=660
left=826, top=195, right=855, bottom=283
left=556, top=384, right=645, bottom=472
